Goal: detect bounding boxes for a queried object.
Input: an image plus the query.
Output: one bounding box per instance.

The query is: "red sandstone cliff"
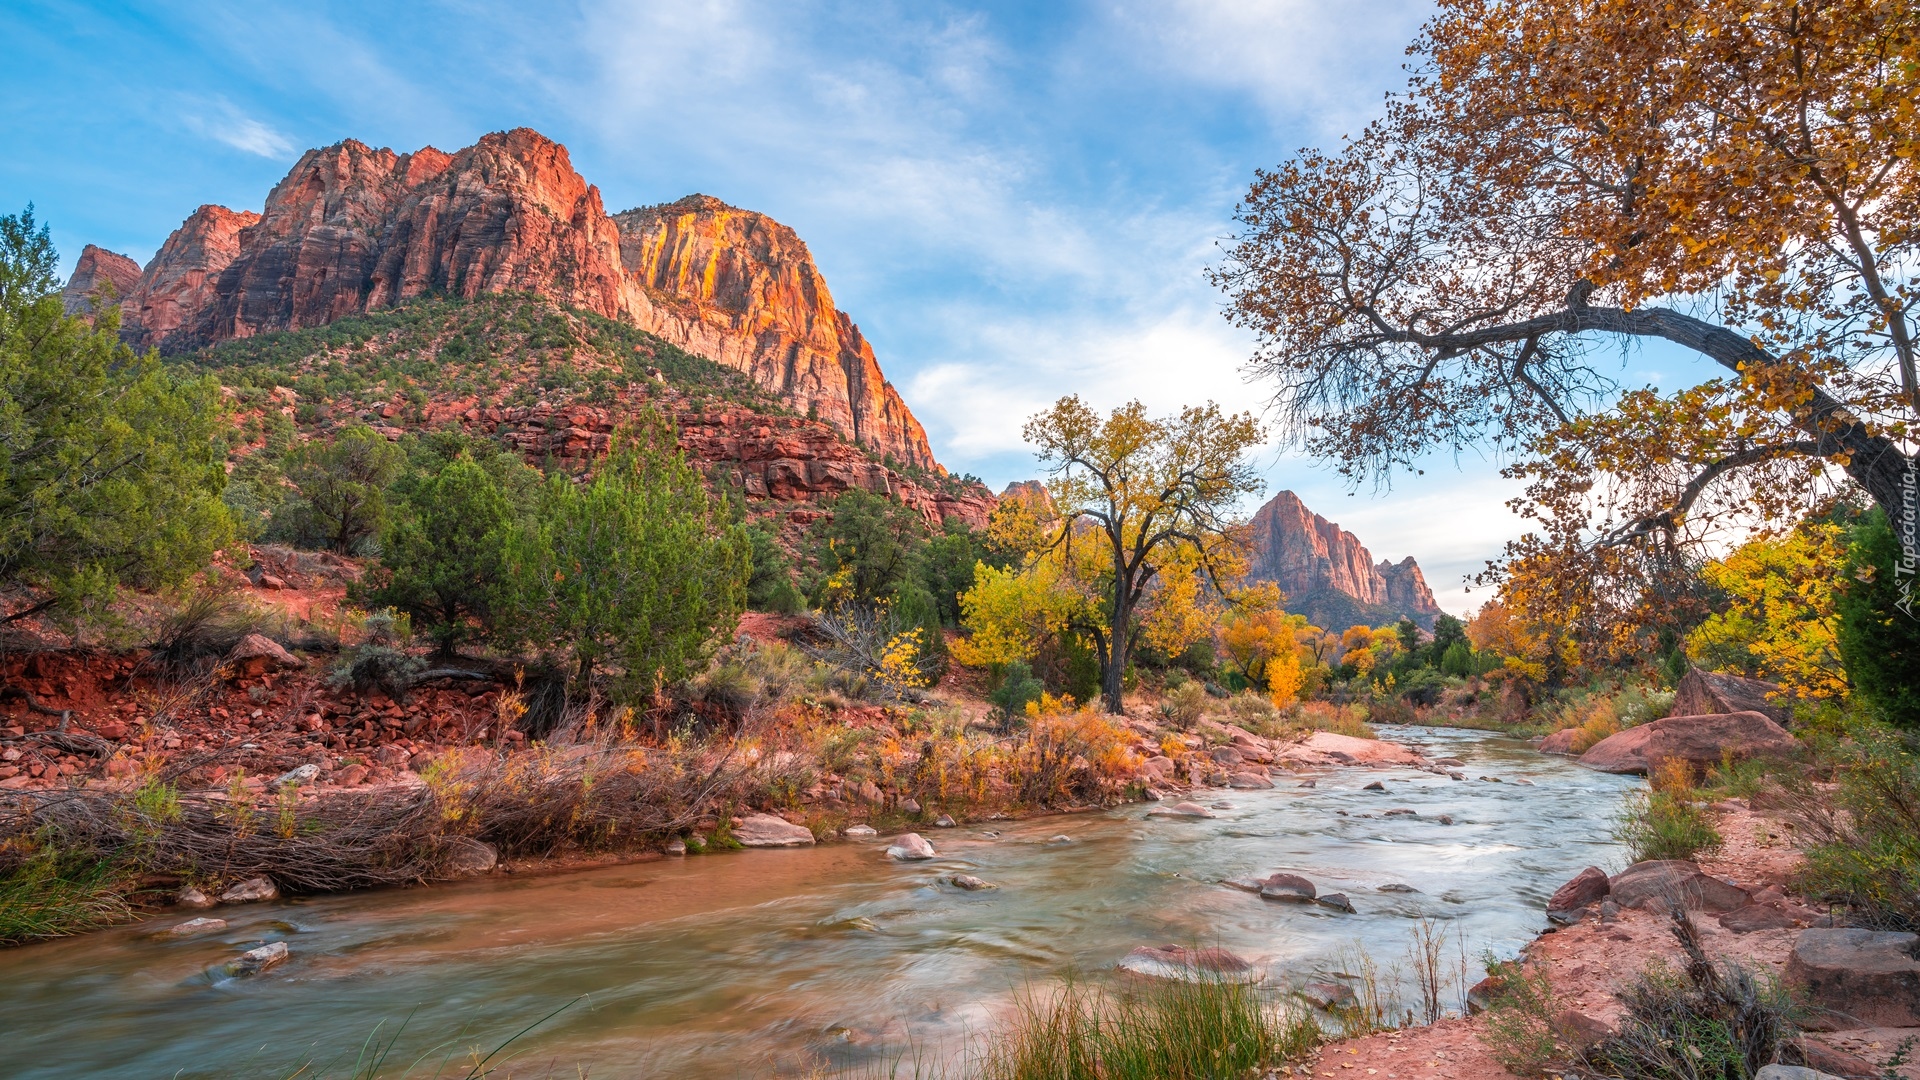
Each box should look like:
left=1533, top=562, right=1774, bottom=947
left=60, top=245, right=142, bottom=315
left=1246, top=491, right=1441, bottom=628
left=96, top=129, right=936, bottom=469
left=612, top=196, right=932, bottom=470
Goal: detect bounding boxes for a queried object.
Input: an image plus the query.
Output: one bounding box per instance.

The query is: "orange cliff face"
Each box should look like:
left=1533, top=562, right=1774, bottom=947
left=1246, top=490, right=1442, bottom=627
left=614, top=195, right=933, bottom=470
left=104, top=129, right=939, bottom=471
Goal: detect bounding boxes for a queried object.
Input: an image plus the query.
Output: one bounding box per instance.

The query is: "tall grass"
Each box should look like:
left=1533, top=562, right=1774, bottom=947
left=975, top=977, right=1321, bottom=1080
left=0, top=839, right=131, bottom=945
left=277, top=999, right=583, bottom=1079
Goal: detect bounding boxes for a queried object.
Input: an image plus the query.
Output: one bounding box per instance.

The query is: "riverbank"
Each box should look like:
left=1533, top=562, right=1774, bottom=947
left=1309, top=798, right=1920, bottom=1080
left=0, top=725, right=1624, bottom=1078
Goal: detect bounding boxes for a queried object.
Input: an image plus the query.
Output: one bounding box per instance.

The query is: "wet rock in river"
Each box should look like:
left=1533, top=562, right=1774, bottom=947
left=1227, top=771, right=1272, bottom=789
left=665, top=838, right=687, bottom=855
left=1299, top=981, right=1356, bottom=1009
left=218, top=877, right=278, bottom=904
left=1433, top=757, right=1465, bottom=767
left=1258, top=873, right=1317, bottom=903
left=950, top=875, right=998, bottom=891
left=844, top=824, right=878, bottom=838
left=933, top=814, right=956, bottom=827
left=157, top=917, right=227, bottom=938
left=222, top=941, right=288, bottom=978
left=1362, top=781, right=1386, bottom=792
left=1383, top=808, right=1415, bottom=817
left=1118, top=944, right=1261, bottom=983
left=1378, top=883, right=1419, bottom=893
left=438, top=836, right=498, bottom=876
left=176, top=887, right=214, bottom=909
left=1146, top=801, right=1215, bottom=818
left=1315, top=892, right=1356, bottom=913
left=886, top=833, right=936, bottom=860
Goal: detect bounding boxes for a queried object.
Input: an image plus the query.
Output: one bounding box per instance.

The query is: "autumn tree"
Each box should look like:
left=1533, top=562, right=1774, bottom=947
left=1213, top=0, right=1920, bottom=656
left=1022, top=396, right=1267, bottom=713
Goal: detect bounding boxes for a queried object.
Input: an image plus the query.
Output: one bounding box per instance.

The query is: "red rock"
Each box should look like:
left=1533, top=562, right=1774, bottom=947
left=111, top=129, right=941, bottom=472
left=1787, top=928, right=1920, bottom=1029
left=60, top=245, right=142, bottom=315
left=120, top=205, right=259, bottom=344
left=1547, top=866, right=1610, bottom=913
left=1118, top=944, right=1260, bottom=982
left=1577, top=711, right=1800, bottom=775
left=1608, top=860, right=1750, bottom=913
left=227, top=634, right=303, bottom=676
left=1245, top=491, right=1440, bottom=627
left=1538, top=728, right=1579, bottom=755
left=1717, top=902, right=1801, bottom=933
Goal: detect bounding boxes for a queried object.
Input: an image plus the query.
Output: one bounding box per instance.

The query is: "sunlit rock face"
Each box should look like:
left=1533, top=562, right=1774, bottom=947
left=1245, top=490, right=1442, bottom=629
left=60, top=245, right=142, bottom=315
left=101, top=129, right=937, bottom=470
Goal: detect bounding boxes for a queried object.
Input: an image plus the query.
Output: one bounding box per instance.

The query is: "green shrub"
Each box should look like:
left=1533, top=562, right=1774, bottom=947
left=1476, top=957, right=1568, bottom=1076
left=1789, top=723, right=1920, bottom=930
left=1614, top=791, right=1723, bottom=863
left=1580, top=910, right=1799, bottom=1080
left=990, top=661, right=1044, bottom=726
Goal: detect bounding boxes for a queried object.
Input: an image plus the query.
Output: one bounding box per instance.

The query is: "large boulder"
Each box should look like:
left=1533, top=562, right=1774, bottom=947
left=1786, top=928, right=1920, bottom=1029
left=1537, top=728, right=1580, bottom=755
left=733, top=814, right=817, bottom=847
left=1608, top=861, right=1750, bottom=913
left=1547, top=866, right=1610, bottom=915
left=886, top=833, right=936, bottom=860
left=1671, top=669, right=1790, bottom=724
left=1578, top=711, right=1799, bottom=775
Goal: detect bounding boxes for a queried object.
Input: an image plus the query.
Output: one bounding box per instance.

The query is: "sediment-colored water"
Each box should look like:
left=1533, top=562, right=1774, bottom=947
left=0, top=726, right=1638, bottom=1078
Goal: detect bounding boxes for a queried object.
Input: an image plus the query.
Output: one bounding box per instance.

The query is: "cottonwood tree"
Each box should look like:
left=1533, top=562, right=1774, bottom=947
left=1212, top=0, right=1920, bottom=655
left=1023, top=396, right=1267, bottom=713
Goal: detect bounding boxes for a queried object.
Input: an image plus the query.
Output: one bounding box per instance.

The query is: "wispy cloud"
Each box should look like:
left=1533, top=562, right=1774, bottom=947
left=179, top=97, right=296, bottom=158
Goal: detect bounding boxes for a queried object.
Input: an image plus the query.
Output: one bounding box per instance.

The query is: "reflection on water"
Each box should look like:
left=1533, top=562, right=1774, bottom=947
left=0, top=727, right=1639, bottom=1078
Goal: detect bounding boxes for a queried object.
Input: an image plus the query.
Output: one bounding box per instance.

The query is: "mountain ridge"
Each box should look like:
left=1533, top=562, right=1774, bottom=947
left=78, top=128, right=938, bottom=471
left=1246, top=490, right=1443, bottom=630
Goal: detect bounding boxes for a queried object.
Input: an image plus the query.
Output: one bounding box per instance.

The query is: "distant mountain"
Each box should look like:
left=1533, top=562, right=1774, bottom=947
left=71, top=128, right=937, bottom=471
left=1246, top=491, right=1443, bottom=630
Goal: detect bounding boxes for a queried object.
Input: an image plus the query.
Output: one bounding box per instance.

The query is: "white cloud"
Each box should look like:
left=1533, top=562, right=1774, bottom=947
left=179, top=97, right=296, bottom=158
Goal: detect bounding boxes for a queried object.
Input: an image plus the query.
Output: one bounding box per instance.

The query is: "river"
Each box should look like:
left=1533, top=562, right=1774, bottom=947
left=0, top=726, right=1640, bottom=1078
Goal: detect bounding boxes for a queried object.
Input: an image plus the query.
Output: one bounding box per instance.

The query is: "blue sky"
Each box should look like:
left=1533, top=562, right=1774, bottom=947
left=3, top=0, right=1711, bottom=613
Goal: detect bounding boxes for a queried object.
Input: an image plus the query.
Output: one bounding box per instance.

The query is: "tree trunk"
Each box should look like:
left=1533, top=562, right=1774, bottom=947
left=1103, top=578, right=1129, bottom=714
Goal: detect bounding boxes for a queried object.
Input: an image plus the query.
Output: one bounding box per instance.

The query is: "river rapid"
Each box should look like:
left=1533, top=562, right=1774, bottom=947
left=0, top=726, right=1641, bottom=1078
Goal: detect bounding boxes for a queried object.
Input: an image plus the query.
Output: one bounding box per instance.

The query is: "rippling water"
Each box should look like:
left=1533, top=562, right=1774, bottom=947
left=0, top=726, right=1639, bottom=1078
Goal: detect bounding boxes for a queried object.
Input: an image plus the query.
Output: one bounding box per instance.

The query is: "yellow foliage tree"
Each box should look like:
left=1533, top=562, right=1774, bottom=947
left=1267, top=647, right=1305, bottom=708
left=982, top=396, right=1268, bottom=713
left=1687, top=520, right=1849, bottom=700
left=949, top=560, right=1088, bottom=668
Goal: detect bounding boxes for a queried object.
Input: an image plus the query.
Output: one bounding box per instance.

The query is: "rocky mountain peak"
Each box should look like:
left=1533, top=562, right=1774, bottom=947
left=1246, top=490, right=1442, bottom=629
left=88, top=128, right=938, bottom=470
left=60, top=245, right=141, bottom=315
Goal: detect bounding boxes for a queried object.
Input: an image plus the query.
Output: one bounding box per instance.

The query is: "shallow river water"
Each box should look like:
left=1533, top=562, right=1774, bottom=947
left=0, top=726, right=1641, bottom=1078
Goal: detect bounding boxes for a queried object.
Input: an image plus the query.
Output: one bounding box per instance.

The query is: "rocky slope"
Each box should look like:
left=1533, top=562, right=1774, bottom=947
left=93, top=128, right=936, bottom=470
left=188, top=293, right=991, bottom=535
left=59, top=244, right=142, bottom=315
left=1246, top=490, right=1442, bottom=629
